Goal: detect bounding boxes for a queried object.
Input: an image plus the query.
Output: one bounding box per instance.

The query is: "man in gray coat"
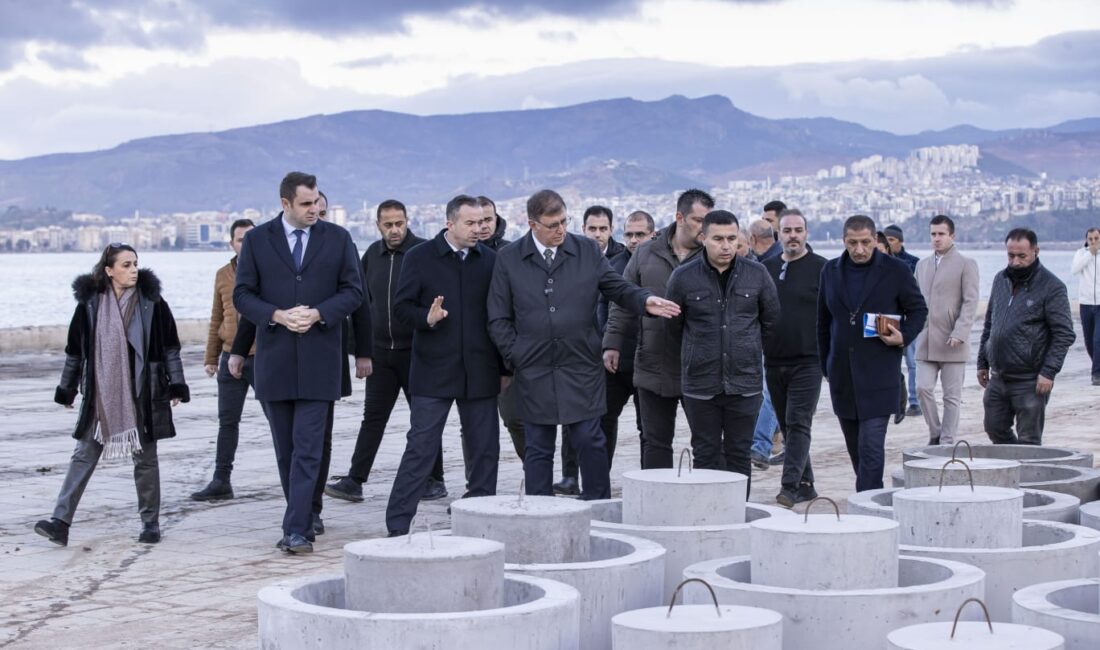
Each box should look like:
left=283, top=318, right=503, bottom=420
left=488, top=189, right=681, bottom=499
left=603, top=189, right=712, bottom=469
left=915, top=215, right=980, bottom=446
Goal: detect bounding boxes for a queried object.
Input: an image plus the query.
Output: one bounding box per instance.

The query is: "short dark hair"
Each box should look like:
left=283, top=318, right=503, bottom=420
left=229, top=218, right=254, bottom=239
left=763, top=200, right=787, bottom=214
left=876, top=231, right=889, bottom=249
left=843, top=214, right=877, bottom=236
left=676, top=189, right=715, bottom=217
left=527, top=189, right=566, bottom=221
left=778, top=208, right=806, bottom=228
left=91, top=243, right=138, bottom=293
left=702, top=209, right=739, bottom=233
left=279, top=172, right=317, bottom=203
left=446, top=194, right=480, bottom=222
left=318, top=190, right=328, bottom=204
left=376, top=199, right=407, bottom=221
left=477, top=195, right=496, bottom=211
left=583, top=205, right=613, bottom=227
left=1005, top=228, right=1038, bottom=247
left=929, top=214, right=955, bottom=235
left=626, top=210, right=655, bottom=232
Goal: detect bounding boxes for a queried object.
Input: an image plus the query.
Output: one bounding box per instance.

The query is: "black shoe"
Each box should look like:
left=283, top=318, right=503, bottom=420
left=420, top=478, right=448, bottom=501
left=324, top=476, right=364, bottom=502
left=139, top=523, right=161, bottom=544
left=34, top=518, right=69, bottom=547
left=312, top=513, right=325, bottom=536
left=280, top=533, right=313, bottom=554
left=751, top=452, right=770, bottom=471
left=894, top=409, right=906, bottom=425
left=928, top=436, right=941, bottom=446
left=906, top=405, right=922, bottom=417
left=552, top=476, right=580, bottom=496
left=768, top=451, right=785, bottom=467
left=795, top=482, right=818, bottom=504
left=776, top=487, right=797, bottom=508
left=387, top=530, right=408, bottom=538
left=190, top=478, right=234, bottom=501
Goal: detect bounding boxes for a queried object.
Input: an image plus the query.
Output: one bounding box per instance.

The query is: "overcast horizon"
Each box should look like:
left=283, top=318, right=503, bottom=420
left=1, top=0, right=1098, bottom=160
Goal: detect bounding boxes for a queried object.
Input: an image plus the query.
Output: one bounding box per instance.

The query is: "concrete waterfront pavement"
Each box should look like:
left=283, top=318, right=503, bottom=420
left=2, top=322, right=1099, bottom=648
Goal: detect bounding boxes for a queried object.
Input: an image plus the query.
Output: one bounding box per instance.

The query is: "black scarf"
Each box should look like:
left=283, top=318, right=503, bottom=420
left=1005, top=258, right=1039, bottom=288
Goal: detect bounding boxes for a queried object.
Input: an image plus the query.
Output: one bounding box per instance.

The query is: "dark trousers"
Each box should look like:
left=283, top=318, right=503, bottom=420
left=560, top=369, right=638, bottom=478
left=263, top=399, right=329, bottom=537
left=53, top=435, right=160, bottom=526
left=766, top=363, right=821, bottom=489
left=344, top=348, right=444, bottom=485
left=497, top=380, right=525, bottom=460
left=637, top=387, right=684, bottom=469
left=1081, top=305, right=1100, bottom=378
left=386, top=395, right=499, bottom=533
left=525, top=418, right=609, bottom=500
left=311, top=402, right=334, bottom=516
left=682, top=393, right=762, bottom=496
left=983, top=374, right=1050, bottom=445
left=214, top=351, right=254, bottom=481
left=838, top=416, right=890, bottom=492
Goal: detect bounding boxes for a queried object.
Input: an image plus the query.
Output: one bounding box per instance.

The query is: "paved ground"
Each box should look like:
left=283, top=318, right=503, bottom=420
left=2, top=321, right=1098, bottom=649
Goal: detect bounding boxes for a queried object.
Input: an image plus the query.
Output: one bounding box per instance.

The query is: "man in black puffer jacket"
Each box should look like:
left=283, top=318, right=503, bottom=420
left=666, top=210, right=780, bottom=494
left=978, top=228, right=1075, bottom=445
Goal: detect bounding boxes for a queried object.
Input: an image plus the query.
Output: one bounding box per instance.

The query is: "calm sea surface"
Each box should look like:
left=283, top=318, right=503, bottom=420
left=0, top=248, right=1084, bottom=329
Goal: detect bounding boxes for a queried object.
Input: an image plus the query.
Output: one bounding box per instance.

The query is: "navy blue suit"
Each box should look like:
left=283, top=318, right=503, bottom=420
left=233, top=215, right=362, bottom=539
left=817, top=249, right=927, bottom=491
left=385, top=231, right=502, bottom=534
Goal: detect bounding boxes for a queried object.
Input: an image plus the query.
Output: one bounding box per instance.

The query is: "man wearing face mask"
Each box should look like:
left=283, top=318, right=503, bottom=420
left=818, top=215, right=926, bottom=492
left=977, top=229, right=1074, bottom=445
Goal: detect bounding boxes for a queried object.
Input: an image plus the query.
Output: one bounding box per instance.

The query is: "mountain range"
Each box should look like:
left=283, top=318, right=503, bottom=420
left=0, top=95, right=1097, bottom=216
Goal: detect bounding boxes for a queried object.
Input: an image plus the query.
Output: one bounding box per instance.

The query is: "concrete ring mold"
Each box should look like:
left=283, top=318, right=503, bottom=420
left=848, top=487, right=1081, bottom=524
left=1081, top=501, right=1100, bottom=531
left=589, top=498, right=794, bottom=589
left=257, top=572, right=580, bottom=650
left=682, top=555, right=986, bottom=650
left=902, top=521, right=1100, bottom=621
left=904, top=444, right=1093, bottom=468
left=1019, top=464, right=1100, bottom=504
left=1013, top=578, right=1100, bottom=650
left=903, top=457, right=1022, bottom=489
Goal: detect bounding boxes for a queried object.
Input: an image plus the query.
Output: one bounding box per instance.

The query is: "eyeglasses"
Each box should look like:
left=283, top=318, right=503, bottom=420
left=534, top=217, right=571, bottom=231
left=779, top=261, right=789, bottom=281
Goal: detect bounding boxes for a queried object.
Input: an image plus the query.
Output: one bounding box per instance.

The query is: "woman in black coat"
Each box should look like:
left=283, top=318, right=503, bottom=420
left=35, top=244, right=189, bottom=547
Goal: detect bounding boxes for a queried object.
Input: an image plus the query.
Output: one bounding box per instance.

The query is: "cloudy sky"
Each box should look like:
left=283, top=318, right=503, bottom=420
left=0, top=0, right=1097, bottom=160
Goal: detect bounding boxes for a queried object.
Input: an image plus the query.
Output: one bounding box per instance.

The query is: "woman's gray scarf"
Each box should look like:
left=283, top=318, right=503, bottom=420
left=93, top=288, right=141, bottom=459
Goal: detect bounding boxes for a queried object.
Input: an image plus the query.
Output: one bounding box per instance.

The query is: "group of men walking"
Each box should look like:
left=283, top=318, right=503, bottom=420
left=194, top=171, right=1078, bottom=554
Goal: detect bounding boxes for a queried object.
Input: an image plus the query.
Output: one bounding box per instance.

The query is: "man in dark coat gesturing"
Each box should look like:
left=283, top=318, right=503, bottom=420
left=818, top=214, right=927, bottom=492
left=488, top=189, right=680, bottom=500
left=385, top=195, right=503, bottom=535
left=233, top=172, right=363, bottom=553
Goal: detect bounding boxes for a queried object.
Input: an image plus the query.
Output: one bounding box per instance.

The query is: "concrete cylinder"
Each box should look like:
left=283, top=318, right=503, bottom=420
left=621, top=468, right=747, bottom=527
left=894, top=485, right=1024, bottom=549
left=750, top=513, right=899, bottom=590
left=343, top=533, right=505, bottom=613
left=1013, top=579, right=1100, bottom=650
left=1081, top=501, right=1100, bottom=531
left=612, top=604, right=782, bottom=650
left=451, top=495, right=592, bottom=564
left=904, top=457, right=1021, bottom=489
left=903, top=443, right=1094, bottom=468
left=887, top=621, right=1064, bottom=649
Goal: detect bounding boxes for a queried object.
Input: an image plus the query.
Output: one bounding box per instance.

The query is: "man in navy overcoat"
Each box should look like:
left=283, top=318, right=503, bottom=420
left=818, top=214, right=927, bottom=492
left=234, top=172, right=362, bottom=553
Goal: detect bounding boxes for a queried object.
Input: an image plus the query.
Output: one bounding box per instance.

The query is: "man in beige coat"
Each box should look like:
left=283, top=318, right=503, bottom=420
left=915, top=215, right=980, bottom=445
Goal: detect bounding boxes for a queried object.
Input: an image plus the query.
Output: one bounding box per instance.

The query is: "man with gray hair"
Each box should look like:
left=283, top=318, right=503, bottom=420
left=750, top=220, right=782, bottom=262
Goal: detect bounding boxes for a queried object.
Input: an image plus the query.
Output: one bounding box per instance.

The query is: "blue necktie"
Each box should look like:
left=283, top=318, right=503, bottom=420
left=291, top=229, right=304, bottom=271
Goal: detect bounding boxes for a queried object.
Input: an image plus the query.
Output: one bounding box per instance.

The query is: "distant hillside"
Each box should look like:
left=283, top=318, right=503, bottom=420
left=0, top=94, right=1096, bottom=215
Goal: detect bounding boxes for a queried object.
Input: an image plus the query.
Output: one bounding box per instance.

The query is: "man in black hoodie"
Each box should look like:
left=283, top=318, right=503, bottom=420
left=477, top=196, right=511, bottom=251
left=978, top=228, right=1075, bottom=445
left=324, top=200, right=449, bottom=502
